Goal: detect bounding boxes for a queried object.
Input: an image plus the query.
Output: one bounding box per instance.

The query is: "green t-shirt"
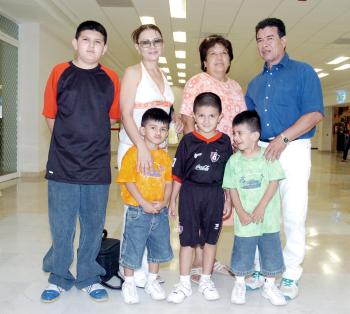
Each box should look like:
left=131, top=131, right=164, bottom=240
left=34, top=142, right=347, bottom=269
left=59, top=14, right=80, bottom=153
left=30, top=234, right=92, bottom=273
left=222, top=148, right=285, bottom=237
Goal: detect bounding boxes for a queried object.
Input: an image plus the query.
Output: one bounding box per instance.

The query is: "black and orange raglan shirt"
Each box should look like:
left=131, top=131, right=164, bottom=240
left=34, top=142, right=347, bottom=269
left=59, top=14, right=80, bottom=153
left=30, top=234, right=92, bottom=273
left=42, top=61, right=120, bottom=185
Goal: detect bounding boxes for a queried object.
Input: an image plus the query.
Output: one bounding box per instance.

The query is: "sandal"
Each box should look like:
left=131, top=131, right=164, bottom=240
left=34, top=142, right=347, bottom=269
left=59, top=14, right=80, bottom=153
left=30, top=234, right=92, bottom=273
left=213, top=261, right=232, bottom=276
left=190, top=267, right=202, bottom=284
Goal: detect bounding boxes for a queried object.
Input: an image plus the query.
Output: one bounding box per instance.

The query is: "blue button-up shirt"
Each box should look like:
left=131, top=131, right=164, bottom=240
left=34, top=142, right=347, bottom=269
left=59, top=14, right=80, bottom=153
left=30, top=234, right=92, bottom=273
left=245, top=53, right=324, bottom=140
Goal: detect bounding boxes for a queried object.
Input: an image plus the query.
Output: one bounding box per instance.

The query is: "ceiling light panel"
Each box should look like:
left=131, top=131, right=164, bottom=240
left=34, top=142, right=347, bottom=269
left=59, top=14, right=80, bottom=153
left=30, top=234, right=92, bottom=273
left=334, top=64, right=350, bottom=71
left=178, top=79, right=186, bottom=84
left=314, top=68, right=322, bottom=73
left=158, top=57, right=167, bottom=64
left=173, top=32, right=186, bottom=43
left=140, top=16, right=156, bottom=25
left=326, top=56, right=350, bottom=65
left=177, top=63, right=186, bottom=69
left=175, top=50, right=186, bottom=59
left=318, top=72, right=329, bottom=78
left=160, top=67, right=170, bottom=73
left=169, top=0, right=186, bottom=18
left=178, top=72, right=186, bottom=77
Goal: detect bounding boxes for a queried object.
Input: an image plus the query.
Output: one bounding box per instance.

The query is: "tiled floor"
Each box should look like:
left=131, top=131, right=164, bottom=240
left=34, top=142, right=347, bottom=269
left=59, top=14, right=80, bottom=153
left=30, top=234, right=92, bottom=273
left=0, top=149, right=349, bottom=314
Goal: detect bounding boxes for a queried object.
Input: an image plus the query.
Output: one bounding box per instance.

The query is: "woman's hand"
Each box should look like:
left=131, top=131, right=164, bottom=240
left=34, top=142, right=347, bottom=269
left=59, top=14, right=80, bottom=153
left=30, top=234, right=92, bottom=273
left=172, top=113, right=184, bottom=134
left=137, top=141, right=153, bottom=175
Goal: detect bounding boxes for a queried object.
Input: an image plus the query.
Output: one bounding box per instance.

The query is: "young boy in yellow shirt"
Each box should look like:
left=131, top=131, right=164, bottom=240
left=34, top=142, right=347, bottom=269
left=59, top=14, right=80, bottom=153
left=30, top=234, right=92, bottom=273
left=116, top=108, right=173, bottom=304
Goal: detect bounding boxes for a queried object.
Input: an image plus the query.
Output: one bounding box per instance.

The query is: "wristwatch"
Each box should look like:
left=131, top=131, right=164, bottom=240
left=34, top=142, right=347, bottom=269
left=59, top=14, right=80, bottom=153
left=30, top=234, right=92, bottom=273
left=280, top=133, right=289, bottom=144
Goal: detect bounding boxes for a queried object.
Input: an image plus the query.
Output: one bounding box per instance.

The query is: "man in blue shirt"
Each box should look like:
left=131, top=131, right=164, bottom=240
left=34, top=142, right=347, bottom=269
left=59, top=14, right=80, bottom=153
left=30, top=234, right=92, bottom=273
left=245, top=18, right=324, bottom=300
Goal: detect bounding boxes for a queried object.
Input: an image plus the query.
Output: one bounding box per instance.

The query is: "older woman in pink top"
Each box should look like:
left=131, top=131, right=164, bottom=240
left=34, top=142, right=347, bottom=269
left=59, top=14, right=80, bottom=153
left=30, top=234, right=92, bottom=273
left=180, top=35, right=246, bottom=282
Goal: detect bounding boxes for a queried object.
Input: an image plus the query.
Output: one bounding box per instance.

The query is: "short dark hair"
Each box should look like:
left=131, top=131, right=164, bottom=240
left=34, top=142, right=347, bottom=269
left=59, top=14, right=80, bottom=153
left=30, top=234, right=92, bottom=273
left=255, top=18, right=286, bottom=39
left=193, top=92, right=222, bottom=114
left=75, top=20, right=107, bottom=44
left=232, top=110, right=261, bottom=134
left=141, top=108, right=170, bottom=127
left=132, top=24, right=163, bottom=44
left=199, top=35, right=234, bottom=73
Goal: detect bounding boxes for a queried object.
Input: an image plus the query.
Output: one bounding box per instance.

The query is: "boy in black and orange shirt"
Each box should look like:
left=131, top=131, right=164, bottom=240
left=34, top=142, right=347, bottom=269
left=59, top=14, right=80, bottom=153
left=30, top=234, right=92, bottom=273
left=41, top=20, right=119, bottom=303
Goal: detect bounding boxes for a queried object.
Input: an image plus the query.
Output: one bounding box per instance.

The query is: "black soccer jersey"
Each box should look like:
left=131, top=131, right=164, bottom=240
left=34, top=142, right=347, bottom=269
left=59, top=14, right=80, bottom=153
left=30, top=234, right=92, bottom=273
left=172, top=131, right=233, bottom=185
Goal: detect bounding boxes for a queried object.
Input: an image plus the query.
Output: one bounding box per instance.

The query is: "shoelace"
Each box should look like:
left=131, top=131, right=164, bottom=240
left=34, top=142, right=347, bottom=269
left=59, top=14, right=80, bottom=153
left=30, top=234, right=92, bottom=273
left=281, top=278, right=294, bottom=287
left=85, top=283, right=102, bottom=293
left=252, top=271, right=261, bottom=280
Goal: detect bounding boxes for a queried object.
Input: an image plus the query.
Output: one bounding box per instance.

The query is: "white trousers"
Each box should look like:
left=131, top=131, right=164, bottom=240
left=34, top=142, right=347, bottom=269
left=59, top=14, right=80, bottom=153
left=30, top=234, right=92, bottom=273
left=258, top=139, right=311, bottom=280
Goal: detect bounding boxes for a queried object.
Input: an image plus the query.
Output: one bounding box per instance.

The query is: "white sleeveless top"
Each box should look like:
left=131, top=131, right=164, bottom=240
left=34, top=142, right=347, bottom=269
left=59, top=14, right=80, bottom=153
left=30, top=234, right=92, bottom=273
left=119, top=62, right=174, bottom=145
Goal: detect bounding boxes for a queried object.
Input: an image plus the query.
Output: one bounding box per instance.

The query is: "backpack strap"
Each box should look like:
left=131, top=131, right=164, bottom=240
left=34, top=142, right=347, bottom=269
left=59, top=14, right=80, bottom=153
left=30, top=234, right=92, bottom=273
left=100, top=272, right=124, bottom=290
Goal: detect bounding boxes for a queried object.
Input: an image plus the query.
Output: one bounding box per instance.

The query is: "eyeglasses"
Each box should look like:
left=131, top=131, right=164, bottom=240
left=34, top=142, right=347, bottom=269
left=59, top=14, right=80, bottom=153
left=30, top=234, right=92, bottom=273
left=138, top=38, right=163, bottom=49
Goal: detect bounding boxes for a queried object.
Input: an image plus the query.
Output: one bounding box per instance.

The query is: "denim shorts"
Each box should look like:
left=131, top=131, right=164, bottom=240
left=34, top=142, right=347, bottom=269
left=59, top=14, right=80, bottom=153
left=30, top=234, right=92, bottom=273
left=120, top=205, right=173, bottom=269
left=230, top=232, right=285, bottom=277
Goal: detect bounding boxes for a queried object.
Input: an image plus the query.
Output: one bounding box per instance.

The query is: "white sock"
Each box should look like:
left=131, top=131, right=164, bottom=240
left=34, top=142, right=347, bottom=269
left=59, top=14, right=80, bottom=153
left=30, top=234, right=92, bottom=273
left=236, top=276, right=245, bottom=284
left=148, top=272, right=158, bottom=282
left=180, top=275, right=191, bottom=286
left=124, top=275, right=135, bottom=283
left=200, top=274, right=211, bottom=282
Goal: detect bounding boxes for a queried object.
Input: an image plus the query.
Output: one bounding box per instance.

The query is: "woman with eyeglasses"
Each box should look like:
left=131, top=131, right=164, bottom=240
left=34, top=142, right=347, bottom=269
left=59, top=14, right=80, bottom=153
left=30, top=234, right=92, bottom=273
left=179, top=35, right=246, bottom=286
left=117, top=24, right=181, bottom=295
left=118, top=24, right=179, bottom=171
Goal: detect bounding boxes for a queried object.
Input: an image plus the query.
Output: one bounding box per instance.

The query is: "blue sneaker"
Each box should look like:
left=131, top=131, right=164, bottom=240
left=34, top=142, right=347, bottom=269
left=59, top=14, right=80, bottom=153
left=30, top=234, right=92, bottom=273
left=41, top=284, right=64, bottom=303
left=82, top=283, right=108, bottom=302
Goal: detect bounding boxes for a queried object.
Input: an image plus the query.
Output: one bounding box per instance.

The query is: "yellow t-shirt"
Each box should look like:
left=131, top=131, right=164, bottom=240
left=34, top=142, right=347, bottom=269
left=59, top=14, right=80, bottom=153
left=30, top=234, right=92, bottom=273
left=116, top=146, right=172, bottom=206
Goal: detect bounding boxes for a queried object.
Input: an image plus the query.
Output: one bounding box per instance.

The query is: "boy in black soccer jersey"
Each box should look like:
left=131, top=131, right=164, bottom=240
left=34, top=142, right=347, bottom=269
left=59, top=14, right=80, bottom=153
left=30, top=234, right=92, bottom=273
left=41, top=21, right=120, bottom=303
left=167, top=92, right=233, bottom=303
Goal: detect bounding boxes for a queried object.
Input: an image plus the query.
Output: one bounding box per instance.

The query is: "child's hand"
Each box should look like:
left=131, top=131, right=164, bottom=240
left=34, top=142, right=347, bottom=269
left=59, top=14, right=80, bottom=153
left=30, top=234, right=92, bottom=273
left=251, top=205, right=265, bottom=224
left=222, top=199, right=232, bottom=220
left=152, top=201, right=165, bottom=212
left=237, top=210, right=252, bottom=226
left=168, top=200, right=177, bottom=219
left=142, top=201, right=159, bottom=214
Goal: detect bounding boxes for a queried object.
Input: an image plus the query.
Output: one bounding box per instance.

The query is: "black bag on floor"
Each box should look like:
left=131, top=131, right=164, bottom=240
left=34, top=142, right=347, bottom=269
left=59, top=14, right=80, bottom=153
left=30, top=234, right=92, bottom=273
left=96, top=229, right=124, bottom=290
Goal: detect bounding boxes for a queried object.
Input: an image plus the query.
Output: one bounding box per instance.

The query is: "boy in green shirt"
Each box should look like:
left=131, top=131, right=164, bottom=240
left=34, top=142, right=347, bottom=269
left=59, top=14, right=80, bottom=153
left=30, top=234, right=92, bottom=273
left=223, top=111, right=286, bottom=306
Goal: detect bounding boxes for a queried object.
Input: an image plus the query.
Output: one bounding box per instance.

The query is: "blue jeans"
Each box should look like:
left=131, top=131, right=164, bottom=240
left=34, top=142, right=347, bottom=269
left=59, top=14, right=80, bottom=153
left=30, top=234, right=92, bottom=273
left=43, top=180, right=109, bottom=290
left=230, top=232, right=285, bottom=277
left=120, top=205, right=173, bottom=269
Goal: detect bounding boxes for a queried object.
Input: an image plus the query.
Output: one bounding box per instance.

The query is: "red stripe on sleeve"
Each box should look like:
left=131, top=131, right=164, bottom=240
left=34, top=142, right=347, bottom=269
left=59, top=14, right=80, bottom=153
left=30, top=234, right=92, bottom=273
left=101, top=65, right=120, bottom=120
left=42, top=62, right=70, bottom=119
left=172, top=175, right=182, bottom=183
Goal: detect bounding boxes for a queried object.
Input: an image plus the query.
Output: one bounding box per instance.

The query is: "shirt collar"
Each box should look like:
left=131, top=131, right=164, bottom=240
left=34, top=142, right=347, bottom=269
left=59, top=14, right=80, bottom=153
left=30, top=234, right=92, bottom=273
left=262, top=53, right=289, bottom=73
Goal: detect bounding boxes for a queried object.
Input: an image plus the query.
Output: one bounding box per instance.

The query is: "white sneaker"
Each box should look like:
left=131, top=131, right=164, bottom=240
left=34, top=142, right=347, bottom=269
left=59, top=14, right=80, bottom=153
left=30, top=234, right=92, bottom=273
left=167, top=281, right=192, bottom=304
left=231, top=281, right=246, bottom=304
left=245, top=271, right=264, bottom=290
left=262, top=282, right=287, bottom=306
left=134, top=269, right=147, bottom=288
left=198, top=279, right=220, bottom=301
left=145, top=279, right=166, bottom=300
left=279, top=278, right=298, bottom=300
left=121, top=281, right=139, bottom=304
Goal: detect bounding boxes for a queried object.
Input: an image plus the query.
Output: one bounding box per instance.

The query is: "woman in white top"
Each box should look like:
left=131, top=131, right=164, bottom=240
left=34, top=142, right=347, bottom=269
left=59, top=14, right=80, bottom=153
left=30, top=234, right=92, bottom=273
left=118, top=24, right=182, bottom=289
left=118, top=24, right=180, bottom=170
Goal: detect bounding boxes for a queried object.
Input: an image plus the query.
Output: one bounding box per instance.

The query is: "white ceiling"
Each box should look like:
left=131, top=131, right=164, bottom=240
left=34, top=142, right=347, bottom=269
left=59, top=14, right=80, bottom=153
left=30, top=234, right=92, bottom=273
left=1, top=0, right=350, bottom=103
